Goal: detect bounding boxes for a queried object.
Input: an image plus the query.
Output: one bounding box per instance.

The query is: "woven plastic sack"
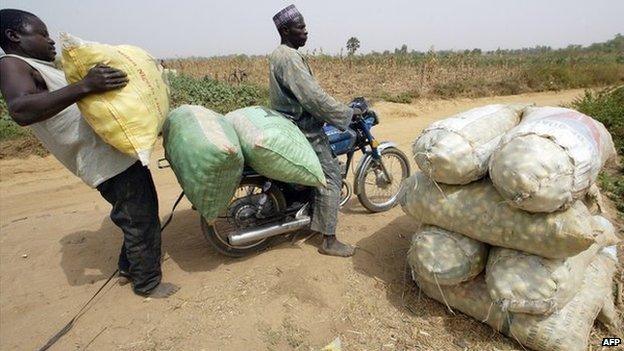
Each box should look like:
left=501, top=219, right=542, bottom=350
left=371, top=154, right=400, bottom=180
left=413, top=104, right=525, bottom=185
left=597, top=245, right=621, bottom=334
left=407, top=226, right=488, bottom=286
left=583, top=184, right=608, bottom=215
left=400, top=172, right=619, bottom=258
left=485, top=216, right=617, bottom=315
left=509, top=253, right=616, bottom=351
left=163, top=105, right=243, bottom=221
left=489, top=106, right=616, bottom=213
left=598, top=292, right=621, bottom=335
left=414, top=253, right=616, bottom=351
left=60, top=33, right=169, bottom=165
left=226, top=106, right=326, bottom=187
left=485, top=243, right=600, bottom=315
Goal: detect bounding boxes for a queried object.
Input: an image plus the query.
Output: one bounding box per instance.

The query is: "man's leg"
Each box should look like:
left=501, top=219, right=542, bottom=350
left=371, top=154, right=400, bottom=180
left=117, top=242, right=132, bottom=285
left=308, top=135, right=355, bottom=257
left=97, top=162, right=164, bottom=295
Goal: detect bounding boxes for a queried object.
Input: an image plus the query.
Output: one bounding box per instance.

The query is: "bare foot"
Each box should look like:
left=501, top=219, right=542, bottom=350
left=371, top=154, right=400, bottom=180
left=118, top=277, right=131, bottom=286
left=118, top=270, right=132, bottom=286
left=137, top=282, right=180, bottom=299
left=319, top=235, right=355, bottom=257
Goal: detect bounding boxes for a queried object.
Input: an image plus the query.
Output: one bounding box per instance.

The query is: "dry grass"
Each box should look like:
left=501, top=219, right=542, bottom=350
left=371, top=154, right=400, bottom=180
left=165, top=48, right=624, bottom=103
left=165, top=55, right=522, bottom=101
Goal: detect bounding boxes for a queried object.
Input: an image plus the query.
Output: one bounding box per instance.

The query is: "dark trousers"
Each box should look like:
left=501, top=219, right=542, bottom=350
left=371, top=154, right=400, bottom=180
left=97, top=162, right=162, bottom=294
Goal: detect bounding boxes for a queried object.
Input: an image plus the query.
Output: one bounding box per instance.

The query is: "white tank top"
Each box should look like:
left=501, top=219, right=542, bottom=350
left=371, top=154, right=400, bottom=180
left=1, top=54, right=136, bottom=187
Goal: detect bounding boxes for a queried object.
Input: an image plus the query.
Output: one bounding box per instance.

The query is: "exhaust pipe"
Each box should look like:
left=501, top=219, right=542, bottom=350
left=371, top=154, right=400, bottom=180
left=228, top=216, right=311, bottom=246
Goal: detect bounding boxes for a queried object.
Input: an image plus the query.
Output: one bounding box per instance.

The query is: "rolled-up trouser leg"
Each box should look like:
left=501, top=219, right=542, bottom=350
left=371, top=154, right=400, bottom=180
left=308, top=134, right=342, bottom=236
left=97, top=161, right=162, bottom=294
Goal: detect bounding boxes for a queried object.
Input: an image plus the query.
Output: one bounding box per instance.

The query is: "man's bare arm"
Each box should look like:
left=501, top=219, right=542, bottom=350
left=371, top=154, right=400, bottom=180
left=0, top=58, right=128, bottom=126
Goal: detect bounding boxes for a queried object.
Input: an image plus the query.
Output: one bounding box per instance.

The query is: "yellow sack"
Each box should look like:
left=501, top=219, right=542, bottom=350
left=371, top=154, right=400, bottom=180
left=60, top=33, right=169, bottom=165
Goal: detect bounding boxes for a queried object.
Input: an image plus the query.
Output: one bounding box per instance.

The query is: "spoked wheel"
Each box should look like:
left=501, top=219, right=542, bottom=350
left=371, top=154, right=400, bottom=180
left=356, top=146, right=411, bottom=212
left=201, top=179, right=286, bottom=257
left=339, top=179, right=352, bottom=207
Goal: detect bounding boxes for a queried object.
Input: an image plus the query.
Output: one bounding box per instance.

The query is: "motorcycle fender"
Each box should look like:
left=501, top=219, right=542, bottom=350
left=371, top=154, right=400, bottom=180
left=353, top=141, right=398, bottom=195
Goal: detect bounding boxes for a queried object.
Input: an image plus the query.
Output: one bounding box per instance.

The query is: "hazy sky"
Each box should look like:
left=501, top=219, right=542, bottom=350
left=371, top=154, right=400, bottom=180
left=2, top=0, right=623, bottom=58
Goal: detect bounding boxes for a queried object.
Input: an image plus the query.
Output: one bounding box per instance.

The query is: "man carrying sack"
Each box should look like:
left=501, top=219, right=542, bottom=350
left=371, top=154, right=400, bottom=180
left=0, top=9, right=178, bottom=297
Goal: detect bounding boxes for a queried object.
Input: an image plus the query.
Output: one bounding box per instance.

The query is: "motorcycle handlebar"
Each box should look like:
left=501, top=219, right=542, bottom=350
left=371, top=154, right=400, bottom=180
left=349, top=97, right=369, bottom=123
left=349, top=97, right=369, bottom=113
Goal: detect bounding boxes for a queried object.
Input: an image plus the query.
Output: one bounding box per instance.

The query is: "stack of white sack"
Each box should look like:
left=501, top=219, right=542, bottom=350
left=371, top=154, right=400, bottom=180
left=414, top=252, right=618, bottom=351
left=489, top=106, right=616, bottom=213
left=407, top=226, right=489, bottom=286
left=412, top=104, right=527, bottom=185
left=402, top=104, right=621, bottom=351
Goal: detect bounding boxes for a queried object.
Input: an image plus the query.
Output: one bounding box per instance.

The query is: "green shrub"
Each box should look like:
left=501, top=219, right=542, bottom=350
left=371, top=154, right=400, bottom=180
left=598, top=171, right=624, bottom=216
left=0, top=98, right=31, bottom=141
left=432, top=79, right=528, bottom=99
left=431, top=81, right=470, bottom=98
left=377, top=90, right=419, bottom=103
left=570, top=86, right=624, bottom=217
left=570, top=86, right=624, bottom=154
left=168, top=74, right=268, bottom=114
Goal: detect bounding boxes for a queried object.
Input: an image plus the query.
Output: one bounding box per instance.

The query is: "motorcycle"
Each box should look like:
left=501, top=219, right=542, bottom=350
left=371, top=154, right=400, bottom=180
left=201, top=98, right=411, bottom=257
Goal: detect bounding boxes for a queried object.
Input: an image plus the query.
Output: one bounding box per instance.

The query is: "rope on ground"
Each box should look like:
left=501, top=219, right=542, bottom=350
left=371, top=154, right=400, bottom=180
left=37, top=269, right=118, bottom=351
left=82, top=326, right=108, bottom=351
left=36, top=191, right=185, bottom=351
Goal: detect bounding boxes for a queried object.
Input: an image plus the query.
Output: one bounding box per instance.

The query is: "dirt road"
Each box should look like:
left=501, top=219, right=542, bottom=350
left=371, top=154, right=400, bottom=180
left=1, top=89, right=619, bottom=350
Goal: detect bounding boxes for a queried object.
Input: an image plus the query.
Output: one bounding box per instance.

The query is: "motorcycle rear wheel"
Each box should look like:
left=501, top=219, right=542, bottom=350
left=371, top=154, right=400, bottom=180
left=201, top=179, right=287, bottom=257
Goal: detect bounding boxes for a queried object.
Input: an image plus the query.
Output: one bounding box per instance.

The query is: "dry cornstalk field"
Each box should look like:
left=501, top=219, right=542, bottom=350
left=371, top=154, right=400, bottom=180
left=165, top=41, right=624, bottom=102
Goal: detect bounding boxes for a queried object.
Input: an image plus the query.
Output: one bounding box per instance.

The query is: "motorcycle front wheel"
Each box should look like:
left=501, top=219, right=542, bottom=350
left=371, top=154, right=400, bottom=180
left=201, top=179, right=287, bottom=257
left=356, top=146, right=411, bottom=212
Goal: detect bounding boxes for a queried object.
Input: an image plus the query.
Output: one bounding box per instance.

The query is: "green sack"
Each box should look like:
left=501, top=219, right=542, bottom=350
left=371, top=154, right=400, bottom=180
left=163, top=105, right=244, bottom=221
left=226, top=106, right=326, bottom=187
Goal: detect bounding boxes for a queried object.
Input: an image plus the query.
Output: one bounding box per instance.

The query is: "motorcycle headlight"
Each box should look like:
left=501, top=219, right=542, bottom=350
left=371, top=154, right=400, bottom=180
left=367, top=110, right=379, bottom=126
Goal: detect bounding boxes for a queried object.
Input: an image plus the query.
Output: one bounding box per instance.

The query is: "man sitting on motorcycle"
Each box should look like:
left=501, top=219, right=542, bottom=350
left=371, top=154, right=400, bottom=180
left=268, top=4, right=361, bottom=257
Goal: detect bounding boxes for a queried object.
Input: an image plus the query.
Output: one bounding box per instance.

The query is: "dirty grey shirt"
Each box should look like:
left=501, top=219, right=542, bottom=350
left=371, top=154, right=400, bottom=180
left=269, top=45, right=353, bottom=133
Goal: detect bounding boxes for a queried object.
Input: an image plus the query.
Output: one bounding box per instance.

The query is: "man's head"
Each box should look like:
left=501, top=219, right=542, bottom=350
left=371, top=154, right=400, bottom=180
left=0, top=9, right=56, bottom=61
left=273, top=5, right=307, bottom=49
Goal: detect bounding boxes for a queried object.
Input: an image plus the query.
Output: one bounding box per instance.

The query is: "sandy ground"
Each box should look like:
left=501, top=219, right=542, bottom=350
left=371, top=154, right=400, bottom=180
left=1, top=89, right=621, bottom=351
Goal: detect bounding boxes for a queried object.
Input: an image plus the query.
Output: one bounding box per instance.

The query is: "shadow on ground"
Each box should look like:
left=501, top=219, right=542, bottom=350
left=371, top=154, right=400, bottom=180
left=59, top=218, right=122, bottom=286
left=58, top=207, right=323, bottom=286
left=339, top=199, right=370, bottom=215
left=353, top=214, right=514, bottom=349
